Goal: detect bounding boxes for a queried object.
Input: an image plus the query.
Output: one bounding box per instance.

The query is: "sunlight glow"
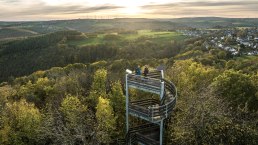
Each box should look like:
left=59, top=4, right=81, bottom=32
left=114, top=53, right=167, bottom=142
left=41, top=0, right=87, bottom=6
left=1, top=0, right=257, bottom=21
left=40, top=0, right=182, bottom=16
left=122, top=6, right=141, bottom=15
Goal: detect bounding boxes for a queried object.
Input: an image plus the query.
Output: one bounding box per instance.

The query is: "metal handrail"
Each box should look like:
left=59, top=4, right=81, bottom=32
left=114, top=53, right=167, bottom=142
left=125, top=70, right=177, bottom=144
left=125, top=123, right=159, bottom=145
left=128, top=78, right=177, bottom=121
left=128, top=73, right=162, bottom=82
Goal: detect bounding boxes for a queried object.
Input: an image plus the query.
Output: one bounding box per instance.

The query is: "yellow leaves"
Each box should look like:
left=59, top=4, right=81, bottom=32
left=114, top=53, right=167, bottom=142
left=60, top=95, right=88, bottom=130
left=0, top=99, right=41, bottom=144
left=169, top=59, right=218, bottom=93
left=60, top=95, right=87, bottom=120
left=0, top=86, right=16, bottom=109
left=96, top=96, right=116, bottom=143
left=0, top=85, right=16, bottom=99
left=88, top=69, right=108, bottom=107
left=18, top=77, right=53, bottom=97
left=212, top=69, right=257, bottom=111
left=6, top=99, right=41, bottom=128
left=90, top=61, right=108, bottom=69
left=0, top=123, right=11, bottom=144
left=36, top=77, right=50, bottom=86
left=110, top=81, right=125, bottom=103
left=32, top=70, right=45, bottom=77
left=96, top=97, right=115, bottom=120
left=175, top=50, right=203, bottom=59
left=91, top=69, right=107, bottom=94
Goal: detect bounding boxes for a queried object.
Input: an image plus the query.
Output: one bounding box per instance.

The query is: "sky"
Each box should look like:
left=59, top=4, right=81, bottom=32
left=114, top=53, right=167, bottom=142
left=0, top=0, right=258, bottom=21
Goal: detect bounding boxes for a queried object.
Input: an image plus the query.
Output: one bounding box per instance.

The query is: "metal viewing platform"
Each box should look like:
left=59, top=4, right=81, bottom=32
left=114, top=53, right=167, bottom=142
left=124, top=69, right=177, bottom=145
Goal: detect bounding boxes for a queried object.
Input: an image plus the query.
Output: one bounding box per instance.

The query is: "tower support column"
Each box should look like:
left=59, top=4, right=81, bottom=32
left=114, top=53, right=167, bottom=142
left=160, top=120, right=164, bottom=145
left=126, top=74, right=129, bottom=132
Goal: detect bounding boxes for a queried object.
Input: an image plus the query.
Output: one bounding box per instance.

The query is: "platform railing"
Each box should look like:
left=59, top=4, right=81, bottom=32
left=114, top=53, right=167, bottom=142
left=125, top=69, right=177, bottom=145
left=128, top=77, right=177, bottom=122
left=125, top=123, right=160, bottom=145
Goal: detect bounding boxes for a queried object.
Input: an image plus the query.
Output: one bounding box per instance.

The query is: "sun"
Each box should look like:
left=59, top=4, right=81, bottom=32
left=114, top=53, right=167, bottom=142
left=122, top=6, right=141, bottom=15
left=41, top=0, right=144, bottom=16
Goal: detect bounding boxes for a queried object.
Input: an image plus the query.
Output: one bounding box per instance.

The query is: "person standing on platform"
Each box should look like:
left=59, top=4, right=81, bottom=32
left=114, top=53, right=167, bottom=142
left=143, top=65, right=149, bottom=77
left=135, top=65, right=142, bottom=76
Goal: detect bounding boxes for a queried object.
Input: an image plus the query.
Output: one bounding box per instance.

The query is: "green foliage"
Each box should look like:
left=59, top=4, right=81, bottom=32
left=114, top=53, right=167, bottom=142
left=0, top=28, right=35, bottom=39
left=0, top=23, right=257, bottom=145
left=166, top=60, right=258, bottom=145
left=175, top=50, right=204, bottom=60
left=0, top=31, right=84, bottom=82
left=3, top=63, right=94, bottom=145
left=226, top=56, right=258, bottom=73
left=109, top=81, right=126, bottom=137
left=168, top=59, right=218, bottom=93
left=88, top=69, right=107, bottom=109
left=0, top=29, right=186, bottom=82
left=0, top=99, right=41, bottom=145
left=57, top=95, right=95, bottom=144
left=109, top=81, right=125, bottom=112
left=60, top=95, right=88, bottom=127
left=217, top=51, right=227, bottom=59
left=212, top=70, right=258, bottom=111
left=17, top=77, right=53, bottom=108
left=103, top=34, right=122, bottom=41
left=96, top=97, right=116, bottom=144
left=169, top=116, right=258, bottom=145
left=166, top=60, right=220, bottom=144
left=0, top=85, right=15, bottom=141
left=204, top=120, right=258, bottom=144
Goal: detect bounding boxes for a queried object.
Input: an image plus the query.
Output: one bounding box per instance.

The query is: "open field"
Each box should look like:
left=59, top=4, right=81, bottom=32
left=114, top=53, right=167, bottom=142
left=68, top=30, right=186, bottom=47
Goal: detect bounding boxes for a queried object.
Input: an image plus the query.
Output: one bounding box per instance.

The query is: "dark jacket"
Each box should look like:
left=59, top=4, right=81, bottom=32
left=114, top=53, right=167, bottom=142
left=143, top=67, right=149, bottom=77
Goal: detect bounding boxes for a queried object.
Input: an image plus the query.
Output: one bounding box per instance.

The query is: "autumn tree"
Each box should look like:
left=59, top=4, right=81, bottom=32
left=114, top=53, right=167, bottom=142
left=88, top=69, right=107, bottom=109
left=0, top=85, right=16, bottom=144
left=60, top=95, right=94, bottom=144
left=168, top=59, right=218, bottom=94
left=166, top=60, right=222, bottom=144
left=96, top=97, right=116, bottom=144
left=0, top=99, right=41, bottom=145
left=17, top=77, right=53, bottom=108
left=212, top=70, right=258, bottom=111
left=109, top=81, right=126, bottom=137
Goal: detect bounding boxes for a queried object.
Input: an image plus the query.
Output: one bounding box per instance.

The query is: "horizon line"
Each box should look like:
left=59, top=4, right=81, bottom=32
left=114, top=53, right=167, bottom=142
left=1, top=16, right=258, bottom=22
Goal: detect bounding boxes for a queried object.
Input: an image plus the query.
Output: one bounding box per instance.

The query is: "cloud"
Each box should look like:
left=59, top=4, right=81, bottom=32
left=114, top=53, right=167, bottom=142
left=0, top=1, right=123, bottom=20
left=142, top=0, right=258, bottom=8
left=0, top=0, right=19, bottom=2
left=19, top=4, right=123, bottom=15
left=1, top=0, right=258, bottom=20
left=141, top=0, right=258, bottom=17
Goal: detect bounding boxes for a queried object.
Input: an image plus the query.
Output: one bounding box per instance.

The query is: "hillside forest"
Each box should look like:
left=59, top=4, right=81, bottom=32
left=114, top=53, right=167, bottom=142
left=0, top=19, right=258, bottom=145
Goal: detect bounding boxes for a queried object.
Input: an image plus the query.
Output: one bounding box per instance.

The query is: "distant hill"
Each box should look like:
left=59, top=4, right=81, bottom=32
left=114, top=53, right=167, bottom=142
left=0, top=17, right=258, bottom=81
left=170, top=17, right=258, bottom=28
left=0, top=31, right=86, bottom=82
left=0, top=29, right=187, bottom=82
left=0, top=27, right=37, bottom=40
left=1, top=17, right=258, bottom=40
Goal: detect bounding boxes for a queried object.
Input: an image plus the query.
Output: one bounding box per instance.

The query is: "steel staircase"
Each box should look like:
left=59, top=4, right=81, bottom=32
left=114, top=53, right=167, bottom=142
left=124, top=70, right=177, bottom=145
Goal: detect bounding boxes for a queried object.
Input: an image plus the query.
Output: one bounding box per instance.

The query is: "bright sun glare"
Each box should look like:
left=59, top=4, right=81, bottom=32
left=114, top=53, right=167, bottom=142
left=122, top=6, right=141, bottom=15
left=41, top=0, right=144, bottom=15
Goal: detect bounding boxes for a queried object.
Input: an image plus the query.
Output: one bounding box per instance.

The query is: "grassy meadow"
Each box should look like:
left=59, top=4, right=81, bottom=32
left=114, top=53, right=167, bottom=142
left=67, top=30, right=186, bottom=47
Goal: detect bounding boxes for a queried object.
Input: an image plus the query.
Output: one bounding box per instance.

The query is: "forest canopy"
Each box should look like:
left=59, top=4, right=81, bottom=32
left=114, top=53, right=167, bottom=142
left=0, top=28, right=258, bottom=145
